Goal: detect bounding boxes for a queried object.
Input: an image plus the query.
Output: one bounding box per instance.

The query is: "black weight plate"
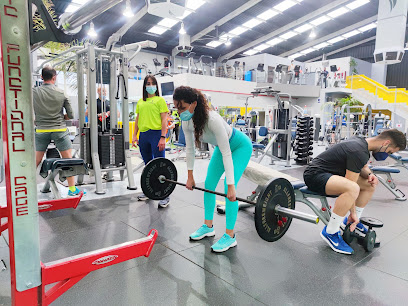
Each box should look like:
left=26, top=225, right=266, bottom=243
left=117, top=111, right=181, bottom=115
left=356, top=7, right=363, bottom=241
left=364, top=230, right=376, bottom=252
left=360, top=217, right=383, bottom=228
left=342, top=225, right=355, bottom=244
left=255, top=178, right=295, bottom=242
left=140, top=158, right=178, bottom=200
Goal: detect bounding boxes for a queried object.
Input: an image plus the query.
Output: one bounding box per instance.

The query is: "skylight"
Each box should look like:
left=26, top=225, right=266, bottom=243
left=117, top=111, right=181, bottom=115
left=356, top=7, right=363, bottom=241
left=65, top=4, right=79, bottom=13
left=243, top=49, right=259, bottom=56
left=327, top=7, right=350, bottom=18
left=289, top=52, right=303, bottom=59
left=243, top=18, right=263, bottom=28
left=328, top=36, right=346, bottom=44
left=181, top=10, right=192, bottom=19
left=148, top=26, right=168, bottom=35
left=274, top=0, right=297, bottom=12
left=294, top=24, right=313, bottom=33
left=310, top=15, right=331, bottom=26
left=280, top=31, right=297, bottom=40
left=358, top=23, right=377, bottom=32
left=342, top=29, right=360, bottom=38
left=229, top=26, right=248, bottom=36
left=186, top=0, right=206, bottom=10
left=158, top=18, right=179, bottom=28
left=313, top=42, right=329, bottom=49
left=257, top=9, right=279, bottom=21
left=346, top=0, right=370, bottom=10
left=254, top=44, right=270, bottom=51
left=71, top=0, right=88, bottom=4
left=301, top=48, right=315, bottom=54
left=206, top=40, right=223, bottom=48
left=267, top=38, right=284, bottom=46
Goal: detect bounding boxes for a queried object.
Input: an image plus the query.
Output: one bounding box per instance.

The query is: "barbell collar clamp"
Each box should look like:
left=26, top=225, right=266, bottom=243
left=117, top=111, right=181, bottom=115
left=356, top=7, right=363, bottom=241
left=158, top=175, right=166, bottom=184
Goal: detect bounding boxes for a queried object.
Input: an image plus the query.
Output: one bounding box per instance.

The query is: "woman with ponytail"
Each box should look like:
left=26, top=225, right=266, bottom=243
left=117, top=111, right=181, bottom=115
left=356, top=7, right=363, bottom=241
left=132, top=75, right=170, bottom=208
left=173, top=86, right=252, bottom=252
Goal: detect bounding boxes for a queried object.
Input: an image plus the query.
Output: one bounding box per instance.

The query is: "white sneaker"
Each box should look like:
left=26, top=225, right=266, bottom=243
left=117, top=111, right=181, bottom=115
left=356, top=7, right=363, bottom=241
left=158, top=197, right=170, bottom=208
left=137, top=193, right=149, bottom=201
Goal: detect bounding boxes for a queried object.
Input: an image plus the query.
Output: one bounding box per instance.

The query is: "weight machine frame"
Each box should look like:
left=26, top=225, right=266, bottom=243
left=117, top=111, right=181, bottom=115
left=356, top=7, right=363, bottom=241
left=0, top=2, right=157, bottom=305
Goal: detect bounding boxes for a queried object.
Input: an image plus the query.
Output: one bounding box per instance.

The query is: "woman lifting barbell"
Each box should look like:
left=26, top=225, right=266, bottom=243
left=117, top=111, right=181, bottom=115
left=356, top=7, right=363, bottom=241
left=173, top=86, right=253, bottom=253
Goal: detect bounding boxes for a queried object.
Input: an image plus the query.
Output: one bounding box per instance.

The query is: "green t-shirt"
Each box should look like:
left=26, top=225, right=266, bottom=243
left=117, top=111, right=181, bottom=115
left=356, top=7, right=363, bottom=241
left=136, top=96, right=169, bottom=132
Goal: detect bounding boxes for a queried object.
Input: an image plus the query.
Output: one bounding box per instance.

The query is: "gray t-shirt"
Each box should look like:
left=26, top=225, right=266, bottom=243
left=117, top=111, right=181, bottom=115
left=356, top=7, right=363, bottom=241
left=33, top=83, right=73, bottom=130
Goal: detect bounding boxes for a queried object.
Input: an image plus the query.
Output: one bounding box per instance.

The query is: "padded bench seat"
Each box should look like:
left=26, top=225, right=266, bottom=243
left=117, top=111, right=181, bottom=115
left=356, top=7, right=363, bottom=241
left=40, top=158, right=86, bottom=178
left=292, top=181, right=306, bottom=189
left=371, top=166, right=400, bottom=174
left=252, top=143, right=266, bottom=149
left=299, top=186, right=338, bottom=198
left=390, top=153, right=408, bottom=162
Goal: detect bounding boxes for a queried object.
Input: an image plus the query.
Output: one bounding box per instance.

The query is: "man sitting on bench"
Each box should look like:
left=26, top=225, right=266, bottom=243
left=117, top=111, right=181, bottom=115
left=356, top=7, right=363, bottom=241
left=304, top=129, right=406, bottom=255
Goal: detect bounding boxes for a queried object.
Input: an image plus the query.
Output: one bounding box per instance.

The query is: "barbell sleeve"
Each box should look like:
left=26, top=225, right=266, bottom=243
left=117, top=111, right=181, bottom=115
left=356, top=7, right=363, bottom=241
left=275, top=206, right=319, bottom=224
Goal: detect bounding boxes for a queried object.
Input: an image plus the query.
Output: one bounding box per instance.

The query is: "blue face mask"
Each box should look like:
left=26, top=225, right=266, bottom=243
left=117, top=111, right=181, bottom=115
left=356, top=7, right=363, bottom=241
left=146, top=85, right=157, bottom=95
left=372, top=145, right=389, bottom=161
left=180, top=109, right=194, bottom=121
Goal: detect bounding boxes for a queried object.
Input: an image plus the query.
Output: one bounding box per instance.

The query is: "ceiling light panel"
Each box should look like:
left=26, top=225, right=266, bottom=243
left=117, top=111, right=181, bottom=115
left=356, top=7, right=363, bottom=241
left=346, top=0, right=370, bottom=10
left=186, top=0, right=206, bottom=10
left=328, top=36, right=345, bottom=44
left=310, top=15, right=331, bottom=26
left=267, top=38, right=284, bottom=45
left=274, top=0, right=297, bottom=12
left=294, top=23, right=313, bottom=33
left=359, top=23, right=377, bottom=32
left=243, top=18, right=262, bottom=28
left=257, top=9, right=279, bottom=20
left=229, top=26, right=248, bottom=35
left=206, top=40, right=223, bottom=47
left=180, top=10, right=192, bottom=19
left=342, top=29, right=360, bottom=38
left=72, top=0, right=88, bottom=4
left=243, top=49, right=259, bottom=56
left=158, top=18, right=179, bottom=28
left=254, top=44, right=270, bottom=51
left=148, top=26, right=168, bottom=35
left=280, top=31, right=297, bottom=40
left=328, top=7, right=350, bottom=18
left=313, top=42, right=329, bottom=49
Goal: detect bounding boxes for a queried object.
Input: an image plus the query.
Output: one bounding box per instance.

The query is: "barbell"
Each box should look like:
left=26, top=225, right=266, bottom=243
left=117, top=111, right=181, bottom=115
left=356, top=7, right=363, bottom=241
left=140, top=158, right=319, bottom=242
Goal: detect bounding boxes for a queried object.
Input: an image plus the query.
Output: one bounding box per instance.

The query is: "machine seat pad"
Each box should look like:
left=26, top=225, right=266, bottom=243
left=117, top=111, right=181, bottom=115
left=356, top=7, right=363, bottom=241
left=299, top=186, right=338, bottom=198
left=252, top=143, right=266, bottom=149
left=390, top=153, right=402, bottom=160
left=371, top=166, right=400, bottom=174
left=292, top=181, right=306, bottom=190
left=40, top=158, right=86, bottom=178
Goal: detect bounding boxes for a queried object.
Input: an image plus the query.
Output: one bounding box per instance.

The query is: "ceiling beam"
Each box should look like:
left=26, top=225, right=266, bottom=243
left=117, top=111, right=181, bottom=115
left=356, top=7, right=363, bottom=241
left=279, top=15, right=377, bottom=57
left=219, top=0, right=349, bottom=61
left=191, top=0, right=262, bottom=43
left=305, top=36, right=376, bottom=62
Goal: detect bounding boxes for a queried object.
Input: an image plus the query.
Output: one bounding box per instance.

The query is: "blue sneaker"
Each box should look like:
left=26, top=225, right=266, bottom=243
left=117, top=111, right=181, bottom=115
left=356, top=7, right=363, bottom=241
left=189, top=224, right=215, bottom=241
left=320, top=226, right=354, bottom=255
left=211, top=233, right=237, bottom=253
left=343, top=217, right=368, bottom=234
left=68, top=187, right=86, bottom=197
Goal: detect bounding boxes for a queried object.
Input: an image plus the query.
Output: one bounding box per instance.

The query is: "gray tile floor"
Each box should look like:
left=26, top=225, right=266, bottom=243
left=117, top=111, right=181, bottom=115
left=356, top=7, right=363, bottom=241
left=1, top=151, right=408, bottom=306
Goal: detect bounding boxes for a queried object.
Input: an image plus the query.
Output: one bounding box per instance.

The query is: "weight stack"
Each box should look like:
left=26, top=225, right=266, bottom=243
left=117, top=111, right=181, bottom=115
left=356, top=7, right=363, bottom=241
left=81, top=127, right=92, bottom=166
left=98, top=129, right=125, bottom=169
left=294, top=116, right=314, bottom=165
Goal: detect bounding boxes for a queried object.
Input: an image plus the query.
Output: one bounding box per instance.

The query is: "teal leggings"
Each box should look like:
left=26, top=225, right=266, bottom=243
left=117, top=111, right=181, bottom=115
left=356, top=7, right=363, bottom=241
left=204, top=129, right=253, bottom=230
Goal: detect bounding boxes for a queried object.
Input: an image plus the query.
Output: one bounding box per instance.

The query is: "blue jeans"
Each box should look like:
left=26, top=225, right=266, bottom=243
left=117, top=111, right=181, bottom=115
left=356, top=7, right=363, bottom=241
left=139, top=129, right=165, bottom=164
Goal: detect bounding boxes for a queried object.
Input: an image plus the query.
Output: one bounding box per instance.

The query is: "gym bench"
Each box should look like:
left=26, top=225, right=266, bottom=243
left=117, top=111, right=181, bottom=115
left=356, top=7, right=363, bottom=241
left=370, top=166, right=406, bottom=201
left=216, top=160, right=381, bottom=250
left=40, top=158, right=88, bottom=199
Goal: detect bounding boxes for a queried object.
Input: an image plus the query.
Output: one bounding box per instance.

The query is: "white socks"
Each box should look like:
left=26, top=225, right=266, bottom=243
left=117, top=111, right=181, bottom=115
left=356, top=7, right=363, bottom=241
left=326, top=212, right=344, bottom=234
left=355, top=206, right=364, bottom=219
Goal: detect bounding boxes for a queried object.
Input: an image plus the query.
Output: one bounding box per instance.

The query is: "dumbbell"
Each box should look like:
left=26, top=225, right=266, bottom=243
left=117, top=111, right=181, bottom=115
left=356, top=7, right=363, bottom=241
left=342, top=217, right=383, bottom=252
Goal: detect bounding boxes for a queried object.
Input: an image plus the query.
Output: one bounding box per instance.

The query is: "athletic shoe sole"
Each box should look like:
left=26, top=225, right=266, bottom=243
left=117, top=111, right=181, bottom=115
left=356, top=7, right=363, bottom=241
left=320, top=232, right=353, bottom=255
left=137, top=196, right=149, bottom=201
left=211, top=240, right=237, bottom=253
left=189, top=231, right=215, bottom=241
left=158, top=201, right=170, bottom=208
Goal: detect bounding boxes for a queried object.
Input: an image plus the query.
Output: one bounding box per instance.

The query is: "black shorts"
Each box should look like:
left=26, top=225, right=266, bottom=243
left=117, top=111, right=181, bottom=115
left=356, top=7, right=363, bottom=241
left=303, top=171, right=333, bottom=196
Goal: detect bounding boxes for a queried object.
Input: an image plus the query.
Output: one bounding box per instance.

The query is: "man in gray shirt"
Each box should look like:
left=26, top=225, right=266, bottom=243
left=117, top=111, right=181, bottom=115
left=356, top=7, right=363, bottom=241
left=33, top=66, right=84, bottom=196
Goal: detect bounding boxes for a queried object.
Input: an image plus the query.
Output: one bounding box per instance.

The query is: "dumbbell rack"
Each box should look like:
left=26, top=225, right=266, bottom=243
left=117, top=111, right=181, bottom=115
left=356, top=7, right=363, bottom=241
left=294, top=116, right=314, bottom=165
